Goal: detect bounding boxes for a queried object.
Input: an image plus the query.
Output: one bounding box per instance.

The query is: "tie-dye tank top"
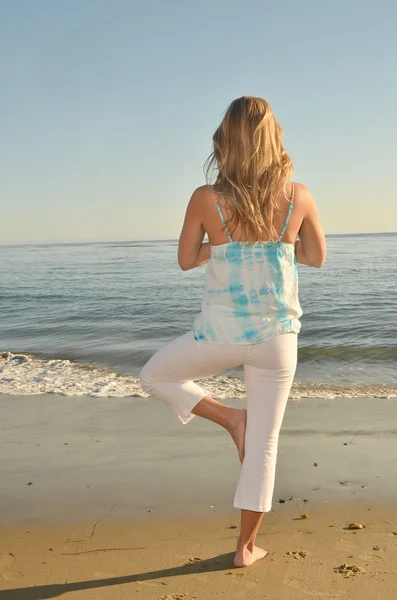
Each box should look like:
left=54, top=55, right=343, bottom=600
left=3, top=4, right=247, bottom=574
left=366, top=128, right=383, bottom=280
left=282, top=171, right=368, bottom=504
left=192, top=184, right=302, bottom=344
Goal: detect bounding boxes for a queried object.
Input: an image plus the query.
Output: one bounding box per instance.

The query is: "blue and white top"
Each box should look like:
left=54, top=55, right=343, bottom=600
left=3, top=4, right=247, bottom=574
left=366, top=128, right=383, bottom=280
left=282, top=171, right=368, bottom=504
left=192, top=184, right=302, bottom=344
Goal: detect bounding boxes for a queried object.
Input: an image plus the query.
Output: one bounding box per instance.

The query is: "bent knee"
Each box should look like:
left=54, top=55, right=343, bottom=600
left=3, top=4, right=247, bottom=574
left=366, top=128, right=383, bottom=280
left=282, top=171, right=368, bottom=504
left=139, top=365, right=155, bottom=394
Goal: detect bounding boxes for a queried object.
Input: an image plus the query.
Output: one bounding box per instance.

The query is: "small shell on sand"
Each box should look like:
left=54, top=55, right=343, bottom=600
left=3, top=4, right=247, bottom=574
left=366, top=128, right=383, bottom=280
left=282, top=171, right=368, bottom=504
left=348, top=522, right=364, bottom=529
left=300, top=514, right=309, bottom=520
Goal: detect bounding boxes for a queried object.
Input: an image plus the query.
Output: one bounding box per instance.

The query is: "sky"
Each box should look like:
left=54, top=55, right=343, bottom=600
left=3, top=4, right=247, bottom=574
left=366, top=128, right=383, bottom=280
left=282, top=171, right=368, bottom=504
left=1, top=0, right=396, bottom=244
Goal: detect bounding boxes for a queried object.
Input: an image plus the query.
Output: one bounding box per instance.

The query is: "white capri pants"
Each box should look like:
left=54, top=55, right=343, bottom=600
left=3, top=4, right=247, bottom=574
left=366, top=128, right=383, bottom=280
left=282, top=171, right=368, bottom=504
left=139, top=331, right=297, bottom=513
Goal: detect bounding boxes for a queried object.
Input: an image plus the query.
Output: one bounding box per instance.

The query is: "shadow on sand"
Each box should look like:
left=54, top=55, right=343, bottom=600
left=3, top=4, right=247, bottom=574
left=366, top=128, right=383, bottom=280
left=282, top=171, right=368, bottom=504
left=0, top=550, right=240, bottom=599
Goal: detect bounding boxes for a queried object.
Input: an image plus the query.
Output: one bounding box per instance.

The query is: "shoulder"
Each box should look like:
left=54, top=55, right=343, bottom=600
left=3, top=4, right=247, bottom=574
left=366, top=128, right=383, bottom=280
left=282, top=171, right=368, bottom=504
left=187, top=184, right=214, bottom=210
left=292, top=182, right=316, bottom=208
left=292, top=182, right=313, bottom=199
left=190, top=184, right=213, bottom=200
left=294, top=182, right=318, bottom=222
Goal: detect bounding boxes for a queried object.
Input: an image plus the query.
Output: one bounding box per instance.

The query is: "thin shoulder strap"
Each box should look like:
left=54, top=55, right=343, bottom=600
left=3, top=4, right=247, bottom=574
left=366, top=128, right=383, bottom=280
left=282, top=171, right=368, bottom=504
left=279, top=182, right=295, bottom=241
left=212, top=185, right=233, bottom=242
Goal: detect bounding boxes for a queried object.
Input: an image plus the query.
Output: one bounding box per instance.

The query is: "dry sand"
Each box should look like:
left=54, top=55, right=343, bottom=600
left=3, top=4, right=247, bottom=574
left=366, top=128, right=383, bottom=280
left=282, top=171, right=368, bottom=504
left=1, top=501, right=397, bottom=599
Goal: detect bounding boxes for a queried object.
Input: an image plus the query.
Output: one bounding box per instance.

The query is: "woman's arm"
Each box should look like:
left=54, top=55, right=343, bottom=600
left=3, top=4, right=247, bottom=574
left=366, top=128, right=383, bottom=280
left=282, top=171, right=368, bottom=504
left=295, top=239, right=312, bottom=265
left=296, top=187, right=326, bottom=268
left=193, top=242, right=211, bottom=267
left=178, top=188, right=210, bottom=271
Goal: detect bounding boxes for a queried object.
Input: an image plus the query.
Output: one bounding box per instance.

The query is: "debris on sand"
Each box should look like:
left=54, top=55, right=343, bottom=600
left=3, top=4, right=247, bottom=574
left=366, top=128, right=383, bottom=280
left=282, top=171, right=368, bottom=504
left=348, top=522, right=364, bottom=529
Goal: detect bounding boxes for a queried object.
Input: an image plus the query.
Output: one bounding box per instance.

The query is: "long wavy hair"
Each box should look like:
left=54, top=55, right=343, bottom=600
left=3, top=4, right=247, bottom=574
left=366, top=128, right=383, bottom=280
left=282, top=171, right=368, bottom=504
left=204, top=96, right=293, bottom=242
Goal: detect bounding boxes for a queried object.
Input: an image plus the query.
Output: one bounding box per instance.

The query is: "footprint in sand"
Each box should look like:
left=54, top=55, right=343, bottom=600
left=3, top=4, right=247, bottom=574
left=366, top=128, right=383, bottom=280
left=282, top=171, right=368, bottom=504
left=284, top=550, right=309, bottom=559
left=183, top=557, right=202, bottom=565
left=137, top=580, right=168, bottom=588
left=286, top=577, right=340, bottom=597
left=3, top=571, right=23, bottom=581
left=356, top=553, right=383, bottom=563
left=0, top=553, right=23, bottom=581
left=182, top=557, right=209, bottom=572
left=333, top=563, right=366, bottom=577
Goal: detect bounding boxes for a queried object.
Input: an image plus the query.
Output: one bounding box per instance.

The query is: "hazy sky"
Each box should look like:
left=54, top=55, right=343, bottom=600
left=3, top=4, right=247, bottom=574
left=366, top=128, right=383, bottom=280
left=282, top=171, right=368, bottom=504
left=1, top=0, right=396, bottom=244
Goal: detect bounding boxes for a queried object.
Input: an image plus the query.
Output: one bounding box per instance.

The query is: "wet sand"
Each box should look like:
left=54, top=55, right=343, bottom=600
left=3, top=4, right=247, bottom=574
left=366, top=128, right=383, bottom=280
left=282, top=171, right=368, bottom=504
left=1, top=394, right=397, bottom=522
left=0, top=394, right=397, bottom=597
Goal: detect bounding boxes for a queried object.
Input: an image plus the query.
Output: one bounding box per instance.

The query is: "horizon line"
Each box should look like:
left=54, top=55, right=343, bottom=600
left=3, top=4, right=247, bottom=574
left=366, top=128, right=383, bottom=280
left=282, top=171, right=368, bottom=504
left=1, top=231, right=397, bottom=248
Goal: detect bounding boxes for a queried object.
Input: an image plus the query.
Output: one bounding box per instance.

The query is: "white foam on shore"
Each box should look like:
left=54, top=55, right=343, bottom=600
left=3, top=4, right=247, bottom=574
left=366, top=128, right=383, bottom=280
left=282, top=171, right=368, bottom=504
left=1, top=351, right=396, bottom=400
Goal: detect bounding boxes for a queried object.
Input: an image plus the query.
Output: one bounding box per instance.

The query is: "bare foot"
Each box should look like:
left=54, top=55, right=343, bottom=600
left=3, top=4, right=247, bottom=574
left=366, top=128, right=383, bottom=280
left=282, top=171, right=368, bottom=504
left=234, top=538, right=268, bottom=568
left=227, top=409, right=247, bottom=463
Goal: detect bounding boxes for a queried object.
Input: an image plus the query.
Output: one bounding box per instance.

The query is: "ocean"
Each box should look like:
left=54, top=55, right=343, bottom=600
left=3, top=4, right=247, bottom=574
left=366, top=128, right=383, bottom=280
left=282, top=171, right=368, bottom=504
left=1, top=233, right=396, bottom=400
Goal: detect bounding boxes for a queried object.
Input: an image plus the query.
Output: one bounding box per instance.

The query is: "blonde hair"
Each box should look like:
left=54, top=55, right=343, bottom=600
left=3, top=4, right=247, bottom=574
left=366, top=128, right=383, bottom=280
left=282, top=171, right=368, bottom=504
left=204, top=96, right=293, bottom=242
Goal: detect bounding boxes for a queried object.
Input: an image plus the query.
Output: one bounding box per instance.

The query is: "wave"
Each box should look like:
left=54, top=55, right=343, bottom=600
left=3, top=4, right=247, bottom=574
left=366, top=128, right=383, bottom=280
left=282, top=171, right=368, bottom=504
left=1, top=351, right=396, bottom=400
left=298, top=345, right=397, bottom=361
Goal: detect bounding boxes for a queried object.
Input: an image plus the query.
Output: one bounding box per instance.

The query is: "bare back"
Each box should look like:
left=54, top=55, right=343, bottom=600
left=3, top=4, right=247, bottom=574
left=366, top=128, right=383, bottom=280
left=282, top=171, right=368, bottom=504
left=200, top=183, right=305, bottom=246
left=178, top=180, right=326, bottom=271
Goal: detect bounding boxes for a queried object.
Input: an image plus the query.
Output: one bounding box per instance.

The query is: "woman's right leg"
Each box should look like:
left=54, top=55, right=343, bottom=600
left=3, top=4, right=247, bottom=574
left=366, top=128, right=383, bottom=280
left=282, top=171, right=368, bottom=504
left=233, top=333, right=297, bottom=567
left=139, top=332, right=247, bottom=459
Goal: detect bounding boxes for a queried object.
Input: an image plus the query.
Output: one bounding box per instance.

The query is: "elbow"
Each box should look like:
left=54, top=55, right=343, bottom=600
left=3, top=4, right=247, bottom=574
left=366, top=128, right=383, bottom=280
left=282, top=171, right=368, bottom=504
left=178, top=259, right=194, bottom=271
left=311, top=254, right=326, bottom=268
left=312, top=261, right=324, bottom=269
left=178, top=249, right=194, bottom=271
left=307, top=243, right=327, bottom=269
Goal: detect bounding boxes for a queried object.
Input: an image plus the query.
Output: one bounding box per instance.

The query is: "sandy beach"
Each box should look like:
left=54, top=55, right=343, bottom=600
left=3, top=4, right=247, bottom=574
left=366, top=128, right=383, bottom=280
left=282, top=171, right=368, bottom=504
left=1, top=503, right=397, bottom=599
left=1, top=394, right=397, bottom=598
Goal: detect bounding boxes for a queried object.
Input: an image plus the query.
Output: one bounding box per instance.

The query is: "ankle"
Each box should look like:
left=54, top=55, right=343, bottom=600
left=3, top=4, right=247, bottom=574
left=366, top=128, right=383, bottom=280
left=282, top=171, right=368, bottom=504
left=239, top=540, right=254, bottom=552
left=218, top=406, right=236, bottom=431
left=225, top=407, right=243, bottom=430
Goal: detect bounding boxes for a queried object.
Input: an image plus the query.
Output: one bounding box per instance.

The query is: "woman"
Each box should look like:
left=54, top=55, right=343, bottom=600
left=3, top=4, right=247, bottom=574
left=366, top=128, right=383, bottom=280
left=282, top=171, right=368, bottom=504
left=140, top=96, right=326, bottom=568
